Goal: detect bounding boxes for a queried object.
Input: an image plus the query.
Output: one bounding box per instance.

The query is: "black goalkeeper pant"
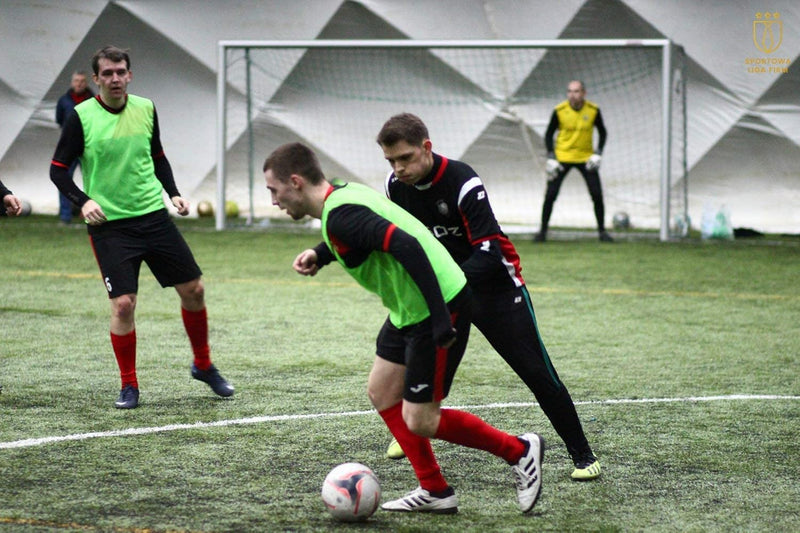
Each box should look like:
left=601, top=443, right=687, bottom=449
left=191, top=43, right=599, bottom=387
left=471, top=284, right=593, bottom=460
left=539, top=163, right=606, bottom=234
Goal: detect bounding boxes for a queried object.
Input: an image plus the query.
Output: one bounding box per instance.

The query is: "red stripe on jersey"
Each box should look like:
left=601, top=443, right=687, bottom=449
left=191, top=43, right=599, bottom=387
left=467, top=233, right=526, bottom=287
left=498, top=236, right=525, bottom=286
left=323, top=184, right=335, bottom=201
left=382, top=223, right=397, bottom=252
left=470, top=234, right=499, bottom=246
left=153, top=150, right=165, bottom=159
left=329, top=234, right=351, bottom=256
left=51, top=160, right=69, bottom=169
left=431, top=156, right=449, bottom=185
left=460, top=209, right=474, bottom=242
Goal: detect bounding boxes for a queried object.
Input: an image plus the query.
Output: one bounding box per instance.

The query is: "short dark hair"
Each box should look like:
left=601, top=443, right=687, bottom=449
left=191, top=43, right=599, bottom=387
left=91, top=46, right=131, bottom=75
left=569, top=80, right=586, bottom=91
left=263, top=142, right=326, bottom=185
left=376, top=113, right=429, bottom=147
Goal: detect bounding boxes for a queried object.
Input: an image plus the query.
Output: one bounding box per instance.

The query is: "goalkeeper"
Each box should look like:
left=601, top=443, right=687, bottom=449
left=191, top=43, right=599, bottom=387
left=535, top=80, right=612, bottom=242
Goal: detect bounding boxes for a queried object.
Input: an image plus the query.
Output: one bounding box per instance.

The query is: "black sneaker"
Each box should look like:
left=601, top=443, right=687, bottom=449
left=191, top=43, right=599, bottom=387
left=533, top=232, right=546, bottom=242
left=599, top=231, right=614, bottom=242
left=115, top=384, right=139, bottom=409
left=191, top=364, right=234, bottom=397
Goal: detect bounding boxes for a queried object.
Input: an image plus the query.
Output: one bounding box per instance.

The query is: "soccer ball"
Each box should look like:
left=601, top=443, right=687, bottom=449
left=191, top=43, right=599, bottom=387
left=612, top=211, right=630, bottom=230
left=224, top=200, right=239, bottom=218
left=321, top=462, right=381, bottom=522
left=197, top=200, right=214, bottom=217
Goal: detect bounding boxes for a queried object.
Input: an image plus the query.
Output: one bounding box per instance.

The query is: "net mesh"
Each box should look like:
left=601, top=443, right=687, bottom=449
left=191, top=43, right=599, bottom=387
left=210, top=43, right=686, bottom=234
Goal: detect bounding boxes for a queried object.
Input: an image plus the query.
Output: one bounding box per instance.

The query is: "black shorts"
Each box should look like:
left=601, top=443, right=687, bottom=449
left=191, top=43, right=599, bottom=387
left=376, top=286, right=472, bottom=403
left=88, top=209, right=202, bottom=298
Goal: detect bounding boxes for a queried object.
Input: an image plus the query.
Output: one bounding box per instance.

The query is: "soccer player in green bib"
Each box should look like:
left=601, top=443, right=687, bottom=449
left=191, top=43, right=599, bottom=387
left=50, top=46, right=233, bottom=409
left=264, top=142, right=544, bottom=514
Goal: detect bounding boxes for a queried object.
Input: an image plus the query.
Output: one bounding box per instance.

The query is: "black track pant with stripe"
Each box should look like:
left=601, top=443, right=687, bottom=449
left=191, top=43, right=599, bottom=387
left=471, top=284, right=592, bottom=459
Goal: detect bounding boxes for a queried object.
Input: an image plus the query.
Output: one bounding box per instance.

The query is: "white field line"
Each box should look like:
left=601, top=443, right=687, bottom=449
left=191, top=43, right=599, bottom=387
left=1, top=394, right=798, bottom=450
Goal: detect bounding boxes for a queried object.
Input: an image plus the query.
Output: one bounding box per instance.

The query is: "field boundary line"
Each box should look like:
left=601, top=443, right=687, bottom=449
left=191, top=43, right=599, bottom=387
left=1, top=394, right=797, bottom=450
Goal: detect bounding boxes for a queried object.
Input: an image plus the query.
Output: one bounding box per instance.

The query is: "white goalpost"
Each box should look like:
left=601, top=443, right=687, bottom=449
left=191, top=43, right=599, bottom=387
left=214, top=39, right=687, bottom=241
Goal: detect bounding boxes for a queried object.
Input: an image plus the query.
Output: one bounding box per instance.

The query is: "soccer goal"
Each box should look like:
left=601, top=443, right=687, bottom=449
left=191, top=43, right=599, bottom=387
left=214, top=39, right=687, bottom=240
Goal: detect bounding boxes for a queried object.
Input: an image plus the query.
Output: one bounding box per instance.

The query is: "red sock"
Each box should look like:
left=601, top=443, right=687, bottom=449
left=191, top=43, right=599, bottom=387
left=434, top=408, right=525, bottom=464
left=182, top=307, right=211, bottom=370
left=111, top=330, right=137, bottom=389
left=378, top=402, right=449, bottom=493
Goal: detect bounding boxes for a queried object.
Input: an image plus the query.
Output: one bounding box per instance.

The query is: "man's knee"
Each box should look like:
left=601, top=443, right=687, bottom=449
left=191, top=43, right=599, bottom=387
left=402, top=403, right=440, bottom=437
left=367, top=357, right=405, bottom=411
left=177, top=278, right=204, bottom=307
left=367, top=380, right=403, bottom=410
left=112, top=294, right=137, bottom=321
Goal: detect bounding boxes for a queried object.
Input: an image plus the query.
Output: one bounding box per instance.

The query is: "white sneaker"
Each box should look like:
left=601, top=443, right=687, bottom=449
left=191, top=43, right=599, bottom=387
left=381, top=486, right=458, bottom=514
left=512, top=433, right=545, bottom=513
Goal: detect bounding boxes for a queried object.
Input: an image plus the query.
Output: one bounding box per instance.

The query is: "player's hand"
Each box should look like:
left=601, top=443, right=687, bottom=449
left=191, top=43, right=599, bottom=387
left=585, top=154, right=602, bottom=171
left=81, top=199, right=107, bottom=225
left=435, top=326, right=457, bottom=349
left=545, top=158, right=563, bottom=179
left=293, top=249, right=320, bottom=276
left=171, top=196, right=190, bottom=216
left=2, top=194, right=22, bottom=216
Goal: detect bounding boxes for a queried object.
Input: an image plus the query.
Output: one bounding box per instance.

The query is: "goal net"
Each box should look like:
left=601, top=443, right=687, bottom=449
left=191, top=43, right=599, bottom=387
left=212, top=40, right=687, bottom=240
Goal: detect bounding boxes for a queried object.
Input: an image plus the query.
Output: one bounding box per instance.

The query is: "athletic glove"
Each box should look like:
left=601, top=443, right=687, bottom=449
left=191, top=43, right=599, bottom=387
left=586, top=153, right=602, bottom=171
left=545, top=158, right=563, bottom=178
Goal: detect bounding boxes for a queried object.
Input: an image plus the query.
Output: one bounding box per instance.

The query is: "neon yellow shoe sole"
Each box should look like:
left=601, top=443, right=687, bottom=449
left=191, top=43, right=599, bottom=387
left=571, top=459, right=601, bottom=480
left=386, top=437, right=406, bottom=460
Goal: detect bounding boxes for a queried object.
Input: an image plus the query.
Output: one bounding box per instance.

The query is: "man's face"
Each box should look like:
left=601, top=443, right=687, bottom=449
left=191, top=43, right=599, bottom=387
left=265, top=169, right=306, bottom=220
left=70, top=74, right=88, bottom=94
left=93, top=58, right=132, bottom=103
left=567, top=81, right=585, bottom=110
left=380, top=139, right=433, bottom=186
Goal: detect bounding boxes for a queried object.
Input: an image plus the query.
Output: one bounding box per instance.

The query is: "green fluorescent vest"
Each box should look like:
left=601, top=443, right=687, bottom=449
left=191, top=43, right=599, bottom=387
left=321, top=183, right=466, bottom=328
left=76, top=94, right=166, bottom=221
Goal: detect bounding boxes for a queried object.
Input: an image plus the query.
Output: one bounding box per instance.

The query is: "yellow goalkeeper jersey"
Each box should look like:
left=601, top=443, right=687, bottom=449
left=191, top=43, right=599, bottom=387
left=554, top=100, right=599, bottom=164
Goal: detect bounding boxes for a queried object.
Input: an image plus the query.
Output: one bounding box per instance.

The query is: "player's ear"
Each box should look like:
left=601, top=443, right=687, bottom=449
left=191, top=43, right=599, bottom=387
left=422, top=139, right=432, bottom=152
left=289, top=173, right=303, bottom=189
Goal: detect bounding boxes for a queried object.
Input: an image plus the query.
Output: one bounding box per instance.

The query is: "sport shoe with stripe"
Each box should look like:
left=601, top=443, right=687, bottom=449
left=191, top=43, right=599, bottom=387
left=571, top=455, right=601, bottom=481
left=381, top=486, right=458, bottom=514
left=512, top=433, right=544, bottom=513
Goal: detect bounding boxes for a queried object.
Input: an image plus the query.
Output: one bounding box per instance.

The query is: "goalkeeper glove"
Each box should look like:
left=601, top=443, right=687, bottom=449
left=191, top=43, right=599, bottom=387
left=545, top=158, right=563, bottom=178
left=586, top=153, right=602, bottom=171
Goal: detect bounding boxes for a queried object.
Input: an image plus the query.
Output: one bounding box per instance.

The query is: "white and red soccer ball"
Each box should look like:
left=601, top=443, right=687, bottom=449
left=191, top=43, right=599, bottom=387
left=321, top=462, right=381, bottom=521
